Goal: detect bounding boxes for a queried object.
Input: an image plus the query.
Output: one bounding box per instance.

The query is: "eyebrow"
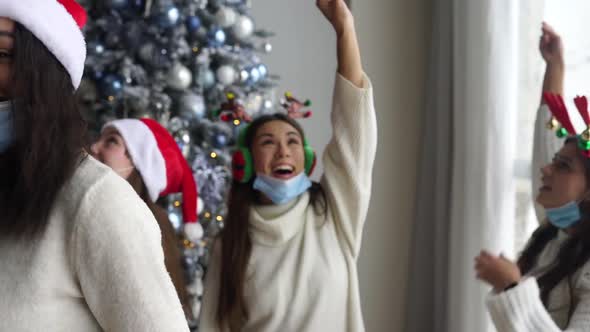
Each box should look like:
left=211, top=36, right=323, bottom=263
left=255, top=133, right=274, bottom=139
left=102, top=128, right=121, bottom=137
left=256, top=131, right=301, bottom=139
left=0, top=31, right=14, bottom=38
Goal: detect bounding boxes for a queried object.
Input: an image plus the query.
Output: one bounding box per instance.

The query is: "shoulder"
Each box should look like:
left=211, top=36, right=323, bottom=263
left=58, top=156, right=155, bottom=233
left=59, top=156, right=136, bottom=206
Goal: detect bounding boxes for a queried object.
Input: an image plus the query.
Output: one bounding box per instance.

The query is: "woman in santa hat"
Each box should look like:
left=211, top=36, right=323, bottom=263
left=0, top=1, right=189, bottom=331
left=91, top=117, right=205, bottom=319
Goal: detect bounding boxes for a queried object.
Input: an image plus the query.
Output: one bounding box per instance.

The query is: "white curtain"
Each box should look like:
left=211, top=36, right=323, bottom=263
left=448, top=1, right=518, bottom=331
left=406, top=1, right=543, bottom=331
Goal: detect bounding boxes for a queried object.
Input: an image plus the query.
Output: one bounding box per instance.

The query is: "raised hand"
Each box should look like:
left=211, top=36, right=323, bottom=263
left=316, top=0, right=354, bottom=36
left=475, top=250, right=522, bottom=292
left=540, top=22, right=564, bottom=66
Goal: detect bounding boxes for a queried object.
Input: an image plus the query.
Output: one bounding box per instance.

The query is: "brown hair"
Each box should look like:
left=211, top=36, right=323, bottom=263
left=216, top=113, right=327, bottom=330
left=127, top=170, right=191, bottom=318
left=0, top=22, right=87, bottom=237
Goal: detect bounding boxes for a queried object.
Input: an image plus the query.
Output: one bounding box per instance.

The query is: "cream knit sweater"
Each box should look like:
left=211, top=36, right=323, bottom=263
left=0, top=157, right=189, bottom=331
left=199, top=72, right=377, bottom=332
left=486, top=104, right=590, bottom=331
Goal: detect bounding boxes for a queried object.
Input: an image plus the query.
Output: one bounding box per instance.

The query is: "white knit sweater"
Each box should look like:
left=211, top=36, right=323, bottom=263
left=0, top=157, right=189, bottom=331
left=486, top=105, right=590, bottom=331
left=199, top=72, right=377, bottom=332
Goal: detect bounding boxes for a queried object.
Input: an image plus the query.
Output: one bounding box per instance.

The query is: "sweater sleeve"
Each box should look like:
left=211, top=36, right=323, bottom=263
left=486, top=269, right=590, bottom=332
left=198, top=240, right=226, bottom=332
left=532, top=104, right=563, bottom=222
left=71, top=172, right=189, bottom=332
left=320, top=72, right=377, bottom=258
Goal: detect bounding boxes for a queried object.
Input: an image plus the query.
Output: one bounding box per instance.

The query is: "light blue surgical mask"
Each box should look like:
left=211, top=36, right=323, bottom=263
left=546, top=201, right=582, bottom=229
left=253, top=172, right=312, bottom=205
left=0, top=101, right=14, bottom=154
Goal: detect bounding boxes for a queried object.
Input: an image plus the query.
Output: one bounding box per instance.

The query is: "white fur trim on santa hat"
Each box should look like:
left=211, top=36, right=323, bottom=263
left=184, top=223, right=204, bottom=242
left=0, top=0, right=86, bottom=89
left=104, top=120, right=167, bottom=202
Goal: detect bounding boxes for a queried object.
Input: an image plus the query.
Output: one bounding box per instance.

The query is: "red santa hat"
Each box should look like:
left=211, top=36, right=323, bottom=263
left=104, top=118, right=204, bottom=242
left=0, top=0, right=87, bottom=89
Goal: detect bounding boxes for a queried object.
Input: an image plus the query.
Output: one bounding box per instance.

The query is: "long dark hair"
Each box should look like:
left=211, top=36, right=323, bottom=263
left=216, top=113, right=327, bottom=330
left=518, top=137, right=590, bottom=306
left=127, top=170, right=191, bottom=318
left=0, top=22, right=87, bottom=237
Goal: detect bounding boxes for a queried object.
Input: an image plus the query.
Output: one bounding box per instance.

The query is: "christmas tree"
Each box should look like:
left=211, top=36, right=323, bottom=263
left=77, top=0, right=278, bottom=329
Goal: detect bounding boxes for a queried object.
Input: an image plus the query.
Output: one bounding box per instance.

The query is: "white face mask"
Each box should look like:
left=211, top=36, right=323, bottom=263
left=0, top=101, right=14, bottom=154
left=252, top=172, right=312, bottom=205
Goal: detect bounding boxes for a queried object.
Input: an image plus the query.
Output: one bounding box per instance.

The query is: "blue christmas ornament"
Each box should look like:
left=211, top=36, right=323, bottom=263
left=130, top=0, right=145, bottom=11
left=186, top=16, right=201, bottom=32
left=257, top=64, right=268, bottom=79
left=100, top=74, right=124, bottom=98
left=106, top=0, right=129, bottom=10
left=207, top=27, right=226, bottom=47
left=248, top=66, right=261, bottom=84
left=87, top=41, right=105, bottom=56
left=212, top=133, right=228, bottom=148
left=168, top=210, right=182, bottom=230
left=93, top=70, right=104, bottom=80
left=197, top=68, right=216, bottom=89
left=156, top=5, right=181, bottom=28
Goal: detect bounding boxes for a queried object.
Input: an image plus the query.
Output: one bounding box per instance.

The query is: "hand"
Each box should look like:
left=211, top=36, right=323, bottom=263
left=474, top=250, right=522, bottom=292
left=539, top=22, right=564, bottom=66
left=316, top=0, right=354, bottom=36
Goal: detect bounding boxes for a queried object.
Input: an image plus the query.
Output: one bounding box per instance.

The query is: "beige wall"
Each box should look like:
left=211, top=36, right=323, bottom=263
left=252, top=1, right=431, bottom=331
left=354, top=1, right=430, bottom=331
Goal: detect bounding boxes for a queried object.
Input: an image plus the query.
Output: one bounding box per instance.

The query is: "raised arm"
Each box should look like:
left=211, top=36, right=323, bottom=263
left=317, top=0, right=363, bottom=87
left=532, top=22, right=566, bottom=221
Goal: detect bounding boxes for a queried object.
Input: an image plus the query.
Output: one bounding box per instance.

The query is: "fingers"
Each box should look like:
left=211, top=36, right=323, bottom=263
left=542, top=22, right=558, bottom=36
left=479, top=250, right=494, bottom=259
left=316, top=0, right=332, bottom=9
left=474, top=262, right=491, bottom=282
left=541, top=22, right=560, bottom=41
left=474, top=250, right=495, bottom=272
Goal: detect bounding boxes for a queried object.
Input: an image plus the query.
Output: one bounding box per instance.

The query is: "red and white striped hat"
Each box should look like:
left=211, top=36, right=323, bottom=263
left=104, top=118, right=203, bottom=241
left=0, top=0, right=87, bottom=89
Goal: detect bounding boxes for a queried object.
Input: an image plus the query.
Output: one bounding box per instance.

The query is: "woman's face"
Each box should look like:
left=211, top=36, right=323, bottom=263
left=251, top=120, right=306, bottom=180
left=0, top=18, right=15, bottom=100
left=90, top=127, right=134, bottom=179
left=537, top=142, right=589, bottom=209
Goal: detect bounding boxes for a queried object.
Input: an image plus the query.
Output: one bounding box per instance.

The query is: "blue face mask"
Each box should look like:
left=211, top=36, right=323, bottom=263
left=0, top=101, right=14, bottom=154
left=253, top=172, right=312, bottom=205
left=546, top=201, right=582, bottom=229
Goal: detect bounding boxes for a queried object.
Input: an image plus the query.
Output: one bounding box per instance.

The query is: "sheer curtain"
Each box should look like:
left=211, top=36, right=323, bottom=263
left=405, top=1, right=543, bottom=331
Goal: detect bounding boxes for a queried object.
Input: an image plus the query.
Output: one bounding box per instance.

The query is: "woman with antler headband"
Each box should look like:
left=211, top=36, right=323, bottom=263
left=474, top=23, right=590, bottom=331
left=198, top=0, right=376, bottom=331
